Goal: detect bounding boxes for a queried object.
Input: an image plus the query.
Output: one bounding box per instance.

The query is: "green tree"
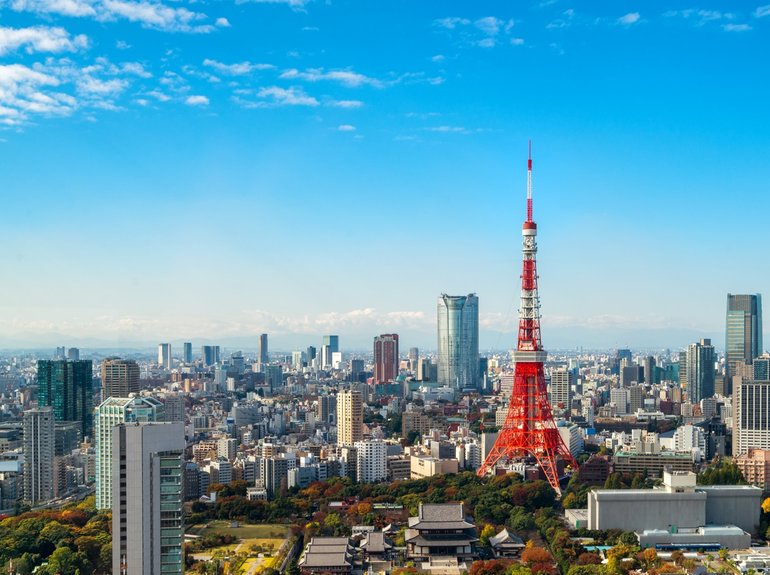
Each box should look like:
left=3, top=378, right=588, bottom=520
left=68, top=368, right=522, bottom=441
left=480, top=524, right=496, bottom=546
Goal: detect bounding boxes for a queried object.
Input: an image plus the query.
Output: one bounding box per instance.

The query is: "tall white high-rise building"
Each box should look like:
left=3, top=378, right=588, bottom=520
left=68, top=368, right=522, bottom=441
left=158, top=343, right=171, bottom=369
left=95, top=396, right=165, bottom=510
left=733, top=376, right=770, bottom=455
left=112, top=422, right=185, bottom=575
left=437, top=293, right=479, bottom=390
left=354, top=439, right=387, bottom=483
left=337, top=390, right=363, bottom=446
left=23, top=408, right=55, bottom=504
left=550, top=368, right=572, bottom=416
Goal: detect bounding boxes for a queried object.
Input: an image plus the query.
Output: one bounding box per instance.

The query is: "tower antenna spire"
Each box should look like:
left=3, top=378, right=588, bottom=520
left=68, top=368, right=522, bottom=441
left=527, top=140, right=533, bottom=222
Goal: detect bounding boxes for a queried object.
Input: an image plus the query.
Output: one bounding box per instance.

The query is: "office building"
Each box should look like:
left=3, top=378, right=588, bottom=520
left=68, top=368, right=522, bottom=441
left=322, top=335, right=339, bottom=369
left=355, top=439, right=388, bottom=483
left=101, top=358, right=140, bottom=399
left=337, top=390, right=363, bottom=446
left=550, top=368, right=572, bottom=416
left=95, top=395, right=165, bottom=510
left=726, top=294, right=763, bottom=381
left=373, top=334, right=399, bottom=384
left=733, top=376, right=770, bottom=455
left=183, top=342, right=192, bottom=364
left=67, top=347, right=80, bottom=361
left=684, top=339, right=715, bottom=404
left=112, top=422, right=185, bottom=575
left=23, top=408, right=55, bottom=505
left=264, top=365, right=283, bottom=393
left=317, top=394, right=336, bottom=425
left=157, top=343, right=171, bottom=369
left=37, top=359, right=93, bottom=438
left=201, top=345, right=220, bottom=366
left=588, top=470, right=761, bottom=539
left=644, top=356, right=657, bottom=385
left=620, top=365, right=643, bottom=387
left=258, top=333, right=269, bottom=364
left=437, top=293, right=479, bottom=390
left=409, top=347, right=419, bottom=368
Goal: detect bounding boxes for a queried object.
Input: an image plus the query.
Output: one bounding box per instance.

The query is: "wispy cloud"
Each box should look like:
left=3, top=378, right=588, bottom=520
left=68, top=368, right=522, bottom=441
left=336, top=124, right=355, bottom=132
left=434, top=17, right=470, bottom=29
left=723, top=23, right=751, bottom=31
left=234, top=86, right=319, bottom=108
left=234, top=0, right=309, bottom=8
left=0, top=25, right=89, bottom=55
left=756, top=5, right=770, bottom=18
left=203, top=58, right=273, bottom=75
left=618, top=12, right=640, bottom=25
left=185, top=94, right=208, bottom=106
left=327, top=99, right=363, bottom=108
left=8, top=0, right=224, bottom=33
left=280, top=67, right=382, bottom=88
left=547, top=8, right=574, bottom=29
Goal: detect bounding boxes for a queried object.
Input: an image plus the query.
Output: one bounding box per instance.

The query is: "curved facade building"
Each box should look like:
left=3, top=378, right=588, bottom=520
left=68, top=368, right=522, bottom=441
left=437, top=293, right=479, bottom=390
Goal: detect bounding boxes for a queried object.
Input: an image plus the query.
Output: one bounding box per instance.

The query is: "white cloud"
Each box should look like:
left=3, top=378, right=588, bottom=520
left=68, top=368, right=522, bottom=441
left=235, top=0, right=309, bottom=7
left=215, top=17, right=230, bottom=27
left=77, top=75, right=127, bottom=95
left=185, top=94, right=209, bottom=106
left=280, top=67, right=382, bottom=88
left=511, top=37, right=525, bottom=45
left=0, top=63, right=72, bottom=124
left=434, top=17, right=470, bottom=29
left=119, top=62, right=151, bottom=78
left=0, top=26, right=89, bottom=55
left=234, top=86, right=319, bottom=108
left=723, top=23, right=751, bottom=31
left=328, top=99, right=363, bottom=108
left=475, top=16, right=503, bottom=36
left=477, top=38, right=496, bottom=48
left=8, top=0, right=222, bottom=33
left=427, top=125, right=469, bottom=134
left=336, top=124, right=355, bottom=131
left=115, top=40, right=130, bottom=49
left=431, top=54, right=445, bottom=62
left=618, top=12, right=640, bottom=25
left=756, top=5, right=770, bottom=18
left=203, top=58, right=273, bottom=75
left=10, top=0, right=97, bottom=17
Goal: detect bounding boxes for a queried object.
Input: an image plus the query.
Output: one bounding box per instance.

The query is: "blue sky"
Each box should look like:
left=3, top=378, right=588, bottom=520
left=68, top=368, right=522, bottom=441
left=1, top=1, right=770, bottom=350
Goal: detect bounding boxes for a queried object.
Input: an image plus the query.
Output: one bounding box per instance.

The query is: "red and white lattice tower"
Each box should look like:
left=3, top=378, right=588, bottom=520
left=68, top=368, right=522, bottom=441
left=477, top=143, right=577, bottom=494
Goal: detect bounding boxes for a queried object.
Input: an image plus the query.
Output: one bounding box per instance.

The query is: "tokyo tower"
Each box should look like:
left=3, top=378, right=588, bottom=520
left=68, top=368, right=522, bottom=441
left=477, top=143, right=577, bottom=495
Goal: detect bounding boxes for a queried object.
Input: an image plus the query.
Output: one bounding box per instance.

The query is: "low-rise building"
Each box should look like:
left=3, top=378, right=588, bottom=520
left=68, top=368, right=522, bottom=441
left=405, top=503, right=478, bottom=570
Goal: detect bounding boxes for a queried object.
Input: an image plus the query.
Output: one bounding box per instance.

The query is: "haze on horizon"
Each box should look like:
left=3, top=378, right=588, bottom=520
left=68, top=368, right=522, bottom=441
left=2, top=1, right=769, bottom=352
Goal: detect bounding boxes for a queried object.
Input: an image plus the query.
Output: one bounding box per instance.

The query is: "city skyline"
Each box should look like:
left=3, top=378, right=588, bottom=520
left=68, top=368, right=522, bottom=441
left=3, top=1, right=770, bottom=349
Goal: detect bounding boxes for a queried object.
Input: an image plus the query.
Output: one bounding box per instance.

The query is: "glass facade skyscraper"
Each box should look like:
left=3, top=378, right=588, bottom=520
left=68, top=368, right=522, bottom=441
left=726, top=294, right=763, bottom=381
left=437, top=293, right=479, bottom=390
left=684, top=338, right=715, bottom=404
left=37, top=359, right=93, bottom=438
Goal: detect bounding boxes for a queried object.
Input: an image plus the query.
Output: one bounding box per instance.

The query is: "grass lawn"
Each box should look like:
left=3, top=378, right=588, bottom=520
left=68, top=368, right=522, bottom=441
left=186, top=521, right=290, bottom=571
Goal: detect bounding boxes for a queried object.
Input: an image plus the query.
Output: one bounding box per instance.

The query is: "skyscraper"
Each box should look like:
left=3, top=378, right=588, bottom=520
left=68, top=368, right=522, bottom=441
left=158, top=343, right=171, bottom=369
left=550, top=368, right=572, bottom=417
left=306, top=346, right=317, bottom=367
left=23, top=407, right=55, bottom=504
left=643, top=356, right=657, bottom=385
left=684, top=338, right=716, bottom=404
left=726, top=294, right=763, bottom=381
left=101, top=358, right=140, bottom=399
left=37, top=359, right=93, bottom=438
left=113, top=422, right=185, bottom=575
left=95, top=395, right=165, bottom=510
left=408, top=347, right=419, bottom=368
left=67, top=347, right=80, bottom=361
left=437, top=293, right=479, bottom=390
left=183, top=342, right=193, bottom=364
left=258, top=333, right=269, bottom=364
left=373, top=334, right=399, bottom=384
left=322, top=335, right=339, bottom=369
left=201, top=345, right=220, bottom=366
left=264, top=365, right=283, bottom=393
left=733, top=376, right=770, bottom=455
left=337, top=390, right=363, bottom=446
